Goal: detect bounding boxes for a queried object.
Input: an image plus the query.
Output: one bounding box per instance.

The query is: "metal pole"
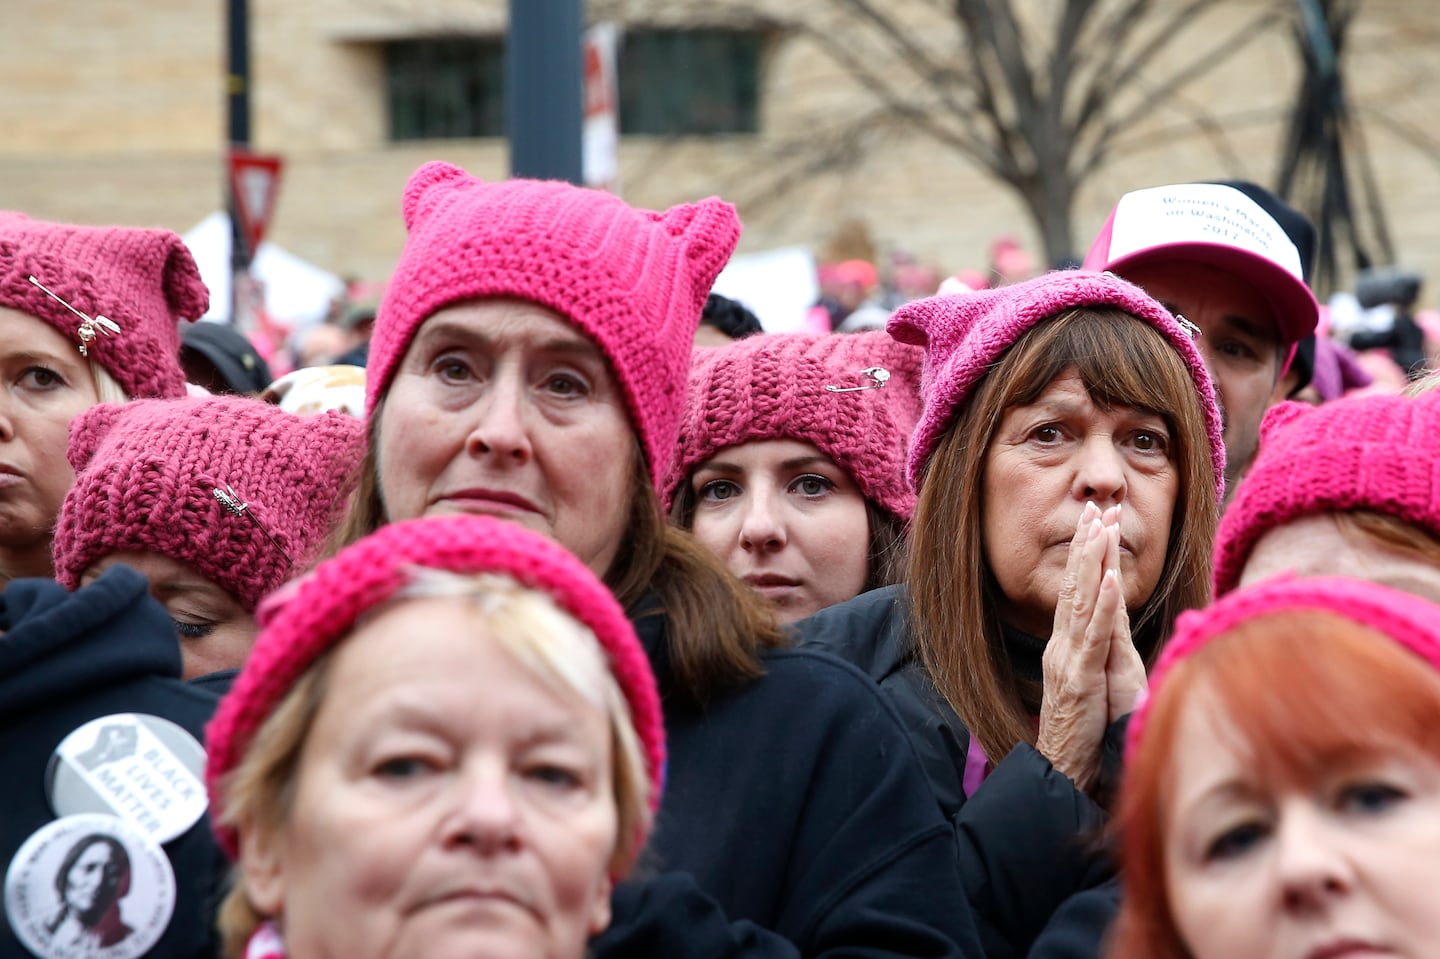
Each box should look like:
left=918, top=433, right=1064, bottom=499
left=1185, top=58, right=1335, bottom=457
left=507, top=0, right=584, bottom=183
left=227, top=0, right=251, bottom=323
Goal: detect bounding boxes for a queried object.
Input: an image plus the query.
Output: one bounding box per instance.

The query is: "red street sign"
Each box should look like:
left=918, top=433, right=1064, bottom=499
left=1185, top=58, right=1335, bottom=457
left=228, top=149, right=283, bottom=260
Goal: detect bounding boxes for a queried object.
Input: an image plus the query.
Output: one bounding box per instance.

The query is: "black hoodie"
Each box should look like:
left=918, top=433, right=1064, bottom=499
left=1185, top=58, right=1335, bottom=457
left=0, top=568, right=225, bottom=959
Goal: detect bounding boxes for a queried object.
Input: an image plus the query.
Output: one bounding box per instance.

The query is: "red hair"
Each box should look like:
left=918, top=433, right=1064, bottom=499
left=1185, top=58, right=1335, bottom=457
left=1111, top=611, right=1440, bottom=959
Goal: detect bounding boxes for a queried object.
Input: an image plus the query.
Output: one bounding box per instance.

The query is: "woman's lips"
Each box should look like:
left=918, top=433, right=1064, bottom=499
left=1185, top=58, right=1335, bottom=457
left=1304, top=939, right=1389, bottom=959
left=440, top=489, right=541, bottom=515
left=743, top=574, right=802, bottom=600
left=0, top=465, right=23, bottom=490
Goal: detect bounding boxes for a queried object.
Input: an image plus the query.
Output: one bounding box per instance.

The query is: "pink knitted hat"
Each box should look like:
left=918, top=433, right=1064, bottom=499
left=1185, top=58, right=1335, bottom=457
left=205, top=514, right=667, bottom=864
left=1127, top=575, right=1440, bottom=763
left=53, top=396, right=366, bottom=611
left=366, top=162, right=742, bottom=489
left=664, top=330, right=924, bottom=522
left=0, top=212, right=209, bottom=398
left=1214, top=390, right=1440, bottom=596
left=889, top=270, right=1225, bottom=497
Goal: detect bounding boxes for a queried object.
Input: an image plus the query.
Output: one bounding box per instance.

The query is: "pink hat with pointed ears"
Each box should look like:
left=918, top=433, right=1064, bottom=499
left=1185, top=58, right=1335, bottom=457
left=1127, top=575, right=1440, bottom=764
left=1214, top=390, right=1440, bottom=597
left=205, top=514, right=667, bottom=866
left=665, top=330, right=924, bottom=522
left=366, top=162, right=742, bottom=489
left=53, top=396, right=367, bottom=611
left=0, top=212, right=209, bottom=399
left=888, top=270, right=1225, bottom=498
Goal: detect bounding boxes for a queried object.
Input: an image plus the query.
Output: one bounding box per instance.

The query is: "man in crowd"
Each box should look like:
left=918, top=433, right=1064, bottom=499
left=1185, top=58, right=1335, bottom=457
left=1084, top=181, right=1320, bottom=501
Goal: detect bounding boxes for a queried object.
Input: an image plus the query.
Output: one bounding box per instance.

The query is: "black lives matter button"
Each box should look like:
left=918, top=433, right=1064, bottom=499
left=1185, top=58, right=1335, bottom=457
left=46, top=714, right=208, bottom=846
left=4, top=814, right=175, bottom=959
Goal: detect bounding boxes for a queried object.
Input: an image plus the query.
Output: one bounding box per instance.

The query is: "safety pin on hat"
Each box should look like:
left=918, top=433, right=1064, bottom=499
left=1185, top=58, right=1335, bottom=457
left=27, top=276, right=121, bottom=357
left=825, top=366, right=891, bottom=393
left=1174, top=313, right=1202, bottom=340
left=213, top=484, right=293, bottom=567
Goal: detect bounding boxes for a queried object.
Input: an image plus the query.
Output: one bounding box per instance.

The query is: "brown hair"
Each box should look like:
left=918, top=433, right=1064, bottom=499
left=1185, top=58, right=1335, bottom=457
left=1111, top=612, right=1440, bottom=959
left=668, top=472, right=909, bottom=595
left=1342, top=509, right=1440, bottom=566
left=337, top=400, right=785, bottom=708
left=908, top=308, right=1218, bottom=763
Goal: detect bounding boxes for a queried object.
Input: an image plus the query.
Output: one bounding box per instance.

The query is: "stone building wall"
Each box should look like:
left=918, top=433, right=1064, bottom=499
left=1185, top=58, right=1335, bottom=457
left=1, top=0, right=1436, bottom=304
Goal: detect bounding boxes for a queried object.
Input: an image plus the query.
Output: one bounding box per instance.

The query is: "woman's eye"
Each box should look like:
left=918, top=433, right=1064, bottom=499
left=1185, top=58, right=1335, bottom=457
left=544, top=373, right=588, bottom=396
left=374, top=756, right=435, bottom=780
left=19, top=366, right=66, bottom=390
left=432, top=356, right=473, bottom=383
left=527, top=764, right=582, bottom=790
left=1131, top=430, right=1169, bottom=454
left=1204, top=821, right=1268, bottom=862
left=790, top=474, right=834, bottom=497
left=1029, top=425, right=1063, bottom=444
left=172, top=619, right=216, bottom=640
left=1338, top=781, right=1407, bottom=815
left=698, top=479, right=740, bottom=502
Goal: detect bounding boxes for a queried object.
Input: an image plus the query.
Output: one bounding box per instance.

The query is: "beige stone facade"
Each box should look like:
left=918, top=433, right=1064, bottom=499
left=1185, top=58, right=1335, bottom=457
left=2, top=0, right=1438, bottom=309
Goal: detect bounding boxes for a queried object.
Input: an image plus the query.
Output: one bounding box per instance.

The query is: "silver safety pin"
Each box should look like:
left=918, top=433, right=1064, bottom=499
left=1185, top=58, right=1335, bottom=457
left=825, top=366, right=891, bottom=393
left=213, top=484, right=293, bottom=567
left=27, top=275, right=121, bottom=357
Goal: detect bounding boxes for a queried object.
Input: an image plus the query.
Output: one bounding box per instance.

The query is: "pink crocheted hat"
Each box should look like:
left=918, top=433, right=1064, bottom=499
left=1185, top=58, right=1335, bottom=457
left=205, top=514, right=667, bottom=864
left=53, top=396, right=367, bottom=611
left=664, top=330, right=924, bottom=521
left=889, top=270, right=1226, bottom=497
left=366, top=162, right=742, bottom=489
left=1214, top=390, right=1440, bottom=596
left=0, top=212, right=209, bottom=398
left=1127, top=575, right=1440, bottom=763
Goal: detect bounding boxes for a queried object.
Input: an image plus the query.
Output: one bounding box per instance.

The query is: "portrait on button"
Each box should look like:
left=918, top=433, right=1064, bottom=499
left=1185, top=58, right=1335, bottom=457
left=45, top=833, right=134, bottom=951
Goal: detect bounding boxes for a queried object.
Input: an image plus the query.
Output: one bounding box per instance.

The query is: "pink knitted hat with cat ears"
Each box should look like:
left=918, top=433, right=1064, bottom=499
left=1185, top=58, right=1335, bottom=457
left=665, top=330, right=925, bottom=522
left=205, top=514, right=667, bottom=865
left=1214, top=390, right=1440, bottom=597
left=0, top=212, right=209, bottom=399
left=889, top=270, right=1226, bottom=499
left=1127, top=575, right=1440, bottom=764
left=366, top=162, right=742, bottom=489
left=53, top=396, right=367, bottom=611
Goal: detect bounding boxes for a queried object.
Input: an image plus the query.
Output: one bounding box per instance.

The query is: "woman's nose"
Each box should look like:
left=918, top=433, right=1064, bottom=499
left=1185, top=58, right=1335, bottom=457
left=1275, top=806, right=1353, bottom=914
left=445, top=769, right=523, bottom=855
left=464, top=375, right=533, bottom=463
left=1071, top=436, right=1127, bottom=505
left=738, top=490, right=787, bottom=553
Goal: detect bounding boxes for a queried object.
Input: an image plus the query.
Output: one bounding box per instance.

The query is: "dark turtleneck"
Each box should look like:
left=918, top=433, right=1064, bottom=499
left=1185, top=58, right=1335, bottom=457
left=1001, top=622, right=1048, bottom=715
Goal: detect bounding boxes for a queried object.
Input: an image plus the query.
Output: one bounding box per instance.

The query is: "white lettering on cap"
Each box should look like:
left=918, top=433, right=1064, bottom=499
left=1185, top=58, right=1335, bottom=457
left=1106, top=183, right=1304, bottom=280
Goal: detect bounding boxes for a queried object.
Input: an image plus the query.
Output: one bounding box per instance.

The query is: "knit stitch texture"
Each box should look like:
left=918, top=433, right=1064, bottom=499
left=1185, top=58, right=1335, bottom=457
left=665, top=330, right=924, bottom=521
left=1128, top=575, right=1440, bottom=763
left=365, top=162, right=741, bottom=489
left=53, top=396, right=366, bottom=610
left=0, top=212, right=209, bottom=398
left=205, top=514, right=667, bottom=867
left=889, top=270, right=1225, bottom=497
left=1214, top=390, right=1440, bottom=595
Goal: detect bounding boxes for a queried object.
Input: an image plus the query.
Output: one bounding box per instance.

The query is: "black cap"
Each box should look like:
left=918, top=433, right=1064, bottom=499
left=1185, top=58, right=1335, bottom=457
left=180, top=322, right=273, bottom=395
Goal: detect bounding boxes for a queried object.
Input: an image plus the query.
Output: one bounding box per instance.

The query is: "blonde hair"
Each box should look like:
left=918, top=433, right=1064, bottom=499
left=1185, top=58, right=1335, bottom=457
left=89, top=361, right=129, bottom=405
left=215, top=571, right=652, bottom=958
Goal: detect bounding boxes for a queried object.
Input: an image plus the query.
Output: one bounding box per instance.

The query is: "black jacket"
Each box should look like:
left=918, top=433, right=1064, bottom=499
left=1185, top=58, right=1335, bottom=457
left=0, top=568, right=226, bottom=959
left=593, top=600, right=982, bottom=958
left=794, top=586, right=1116, bottom=959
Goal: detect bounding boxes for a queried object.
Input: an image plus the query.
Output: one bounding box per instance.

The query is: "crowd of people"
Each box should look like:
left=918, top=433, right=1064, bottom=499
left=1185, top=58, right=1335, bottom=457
left=2, top=163, right=1438, bottom=959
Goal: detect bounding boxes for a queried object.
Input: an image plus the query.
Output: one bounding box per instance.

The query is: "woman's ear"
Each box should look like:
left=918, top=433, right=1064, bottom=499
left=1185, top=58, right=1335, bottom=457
left=237, top=821, right=286, bottom=916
